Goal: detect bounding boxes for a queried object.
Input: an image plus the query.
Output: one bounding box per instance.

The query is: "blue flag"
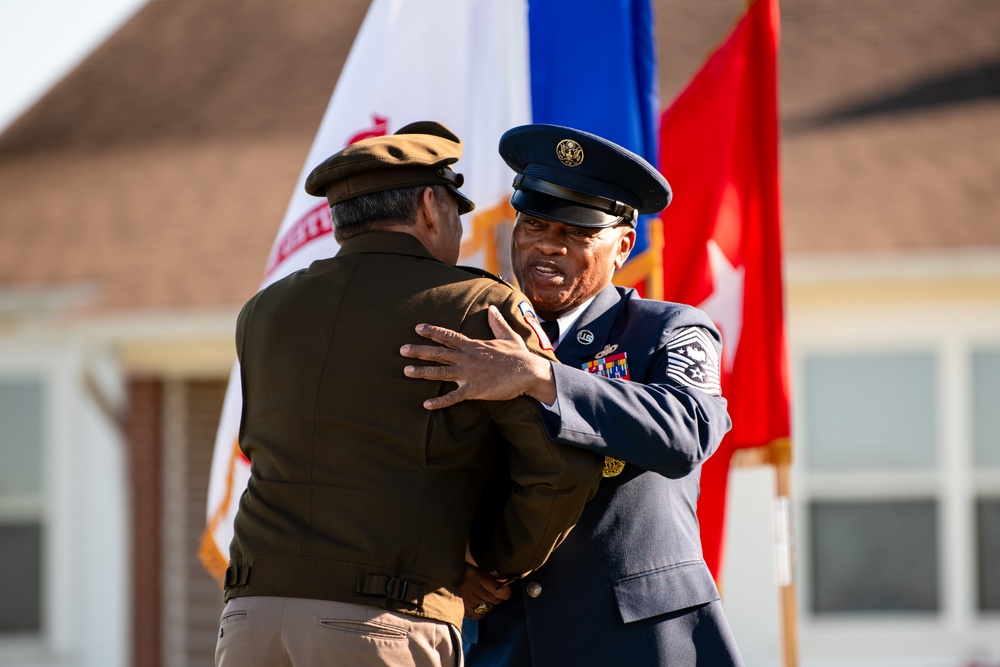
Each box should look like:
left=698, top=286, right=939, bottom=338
left=528, top=0, right=660, bottom=261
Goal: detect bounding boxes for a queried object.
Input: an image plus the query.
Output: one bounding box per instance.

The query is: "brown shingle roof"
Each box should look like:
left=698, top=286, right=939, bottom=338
left=0, top=0, right=369, bottom=313
left=1, top=0, right=998, bottom=315
left=0, top=0, right=368, bottom=154
left=772, top=0, right=1000, bottom=254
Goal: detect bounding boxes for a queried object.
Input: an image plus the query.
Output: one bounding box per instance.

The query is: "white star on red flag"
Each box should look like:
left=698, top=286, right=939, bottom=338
left=697, top=239, right=745, bottom=373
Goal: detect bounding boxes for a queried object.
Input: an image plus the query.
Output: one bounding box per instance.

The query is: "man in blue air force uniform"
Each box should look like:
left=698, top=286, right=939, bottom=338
left=401, top=124, right=744, bottom=666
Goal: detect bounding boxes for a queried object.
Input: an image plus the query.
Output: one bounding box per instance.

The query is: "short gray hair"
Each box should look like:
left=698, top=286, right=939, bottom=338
left=331, top=185, right=451, bottom=242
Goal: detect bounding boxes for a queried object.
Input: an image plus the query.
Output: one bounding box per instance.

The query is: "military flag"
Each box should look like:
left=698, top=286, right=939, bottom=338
left=657, top=0, right=789, bottom=580
left=529, top=0, right=662, bottom=270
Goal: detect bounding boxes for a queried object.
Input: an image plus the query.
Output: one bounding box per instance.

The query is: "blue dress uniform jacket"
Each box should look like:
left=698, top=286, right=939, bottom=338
left=467, top=283, right=744, bottom=666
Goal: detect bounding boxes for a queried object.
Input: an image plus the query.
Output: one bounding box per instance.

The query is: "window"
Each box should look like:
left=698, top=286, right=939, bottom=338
left=0, top=379, right=44, bottom=633
left=977, top=499, right=1000, bottom=612
left=973, top=350, right=1000, bottom=467
left=973, top=349, right=1000, bottom=613
left=804, top=354, right=937, bottom=471
left=803, top=352, right=940, bottom=614
left=0, top=525, right=42, bottom=631
left=810, top=500, right=938, bottom=613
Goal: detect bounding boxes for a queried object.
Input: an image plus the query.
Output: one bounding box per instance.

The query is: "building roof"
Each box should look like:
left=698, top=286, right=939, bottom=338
left=0, top=0, right=369, bottom=314
left=1, top=0, right=998, bottom=315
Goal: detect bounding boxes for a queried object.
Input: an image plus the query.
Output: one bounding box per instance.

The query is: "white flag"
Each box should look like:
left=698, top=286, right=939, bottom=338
left=199, top=0, right=531, bottom=581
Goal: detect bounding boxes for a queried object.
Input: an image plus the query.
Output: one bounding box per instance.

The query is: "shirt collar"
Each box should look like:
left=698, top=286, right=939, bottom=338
left=542, top=296, right=597, bottom=349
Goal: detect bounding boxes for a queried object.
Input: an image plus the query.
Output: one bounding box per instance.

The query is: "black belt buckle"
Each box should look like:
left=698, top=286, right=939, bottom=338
left=384, top=577, right=409, bottom=602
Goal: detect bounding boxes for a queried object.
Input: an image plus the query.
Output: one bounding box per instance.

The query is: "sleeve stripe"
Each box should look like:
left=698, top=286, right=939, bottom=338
left=666, top=327, right=722, bottom=396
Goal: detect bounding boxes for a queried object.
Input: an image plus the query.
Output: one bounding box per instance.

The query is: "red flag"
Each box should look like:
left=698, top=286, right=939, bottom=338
left=657, top=0, right=789, bottom=579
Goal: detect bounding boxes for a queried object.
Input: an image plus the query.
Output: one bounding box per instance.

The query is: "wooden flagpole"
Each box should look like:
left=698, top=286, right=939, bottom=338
left=733, top=439, right=799, bottom=667
left=771, top=439, right=798, bottom=667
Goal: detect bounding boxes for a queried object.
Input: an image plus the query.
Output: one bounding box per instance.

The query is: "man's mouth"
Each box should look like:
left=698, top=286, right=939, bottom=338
left=529, top=262, right=563, bottom=284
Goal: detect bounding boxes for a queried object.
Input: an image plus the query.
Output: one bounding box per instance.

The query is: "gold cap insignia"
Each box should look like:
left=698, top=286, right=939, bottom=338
left=603, top=456, right=626, bottom=477
left=556, top=139, right=584, bottom=167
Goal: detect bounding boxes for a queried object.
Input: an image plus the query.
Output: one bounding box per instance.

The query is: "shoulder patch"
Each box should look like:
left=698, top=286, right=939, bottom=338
left=456, top=265, right=513, bottom=287
left=666, top=327, right=722, bottom=396
left=517, top=300, right=554, bottom=351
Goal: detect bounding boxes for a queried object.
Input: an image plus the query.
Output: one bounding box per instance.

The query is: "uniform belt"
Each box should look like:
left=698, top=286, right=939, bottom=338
left=224, top=565, right=251, bottom=589
left=356, top=573, right=426, bottom=608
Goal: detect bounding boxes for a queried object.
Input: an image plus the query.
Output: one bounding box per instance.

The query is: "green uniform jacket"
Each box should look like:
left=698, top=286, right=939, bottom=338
left=224, top=231, right=602, bottom=629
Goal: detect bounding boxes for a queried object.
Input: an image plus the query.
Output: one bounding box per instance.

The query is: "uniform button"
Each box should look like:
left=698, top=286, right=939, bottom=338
left=526, top=582, right=542, bottom=598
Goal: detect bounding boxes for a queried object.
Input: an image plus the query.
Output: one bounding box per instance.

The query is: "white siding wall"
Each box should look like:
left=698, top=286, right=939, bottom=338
left=723, top=254, right=1000, bottom=666
left=0, top=328, right=127, bottom=667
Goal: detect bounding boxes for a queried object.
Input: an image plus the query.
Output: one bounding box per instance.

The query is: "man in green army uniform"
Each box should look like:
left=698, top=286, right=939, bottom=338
left=214, top=121, right=602, bottom=667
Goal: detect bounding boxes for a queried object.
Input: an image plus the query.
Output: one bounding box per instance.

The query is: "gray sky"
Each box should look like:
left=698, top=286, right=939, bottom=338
left=0, top=0, right=148, bottom=132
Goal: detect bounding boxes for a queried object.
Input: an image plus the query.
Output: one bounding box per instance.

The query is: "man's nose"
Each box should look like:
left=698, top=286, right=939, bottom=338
left=535, top=230, right=568, bottom=255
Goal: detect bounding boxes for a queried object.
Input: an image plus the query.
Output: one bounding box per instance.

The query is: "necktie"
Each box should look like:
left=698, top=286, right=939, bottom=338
left=540, top=320, right=560, bottom=347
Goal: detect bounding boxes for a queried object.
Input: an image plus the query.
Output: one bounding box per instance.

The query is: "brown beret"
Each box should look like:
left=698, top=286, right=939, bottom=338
left=305, top=121, right=475, bottom=215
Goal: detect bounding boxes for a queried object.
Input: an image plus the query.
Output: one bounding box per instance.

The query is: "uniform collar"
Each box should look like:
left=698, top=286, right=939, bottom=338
left=336, top=231, right=440, bottom=262
left=551, top=284, right=626, bottom=362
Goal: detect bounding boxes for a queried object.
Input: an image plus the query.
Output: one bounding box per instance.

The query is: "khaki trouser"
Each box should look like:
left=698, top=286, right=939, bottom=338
left=215, top=596, right=462, bottom=667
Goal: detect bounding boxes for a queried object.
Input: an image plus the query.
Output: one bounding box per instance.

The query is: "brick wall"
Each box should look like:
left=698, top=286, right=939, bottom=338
left=125, top=378, right=163, bottom=667
left=127, top=377, right=227, bottom=667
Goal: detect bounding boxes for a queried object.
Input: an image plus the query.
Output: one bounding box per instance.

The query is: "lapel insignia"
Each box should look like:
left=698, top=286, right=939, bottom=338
left=602, top=457, right=626, bottom=478
left=582, top=352, right=630, bottom=381
left=576, top=329, right=595, bottom=345
left=594, top=343, right=618, bottom=359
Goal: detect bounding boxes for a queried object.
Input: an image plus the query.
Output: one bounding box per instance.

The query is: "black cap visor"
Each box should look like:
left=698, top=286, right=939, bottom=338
left=510, top=189, right=632, bottom=229
left=446, top=185, right=475, bottom=215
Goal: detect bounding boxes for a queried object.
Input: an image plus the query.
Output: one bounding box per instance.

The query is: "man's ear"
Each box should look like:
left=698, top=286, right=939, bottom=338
left=417, top=186, right=439, bottom=233
left=614, top=227, right=637, bottom=269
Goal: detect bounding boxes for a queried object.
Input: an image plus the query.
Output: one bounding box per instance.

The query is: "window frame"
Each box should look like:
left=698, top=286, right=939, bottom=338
left=791, top=299, right=1000, bottom=654
left=0, top=362, right=51, bottom=647
left=0, top=375, right=46, bottom=634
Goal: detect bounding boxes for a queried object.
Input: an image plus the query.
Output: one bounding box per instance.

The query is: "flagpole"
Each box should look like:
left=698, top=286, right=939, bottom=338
left=730, top=440, right=799, bottom=666
left=771, top=438, right=798, bottom=667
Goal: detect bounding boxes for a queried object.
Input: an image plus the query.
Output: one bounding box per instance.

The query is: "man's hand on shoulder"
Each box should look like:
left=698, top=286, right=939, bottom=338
left=401, top=305, right=557, bottom=408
